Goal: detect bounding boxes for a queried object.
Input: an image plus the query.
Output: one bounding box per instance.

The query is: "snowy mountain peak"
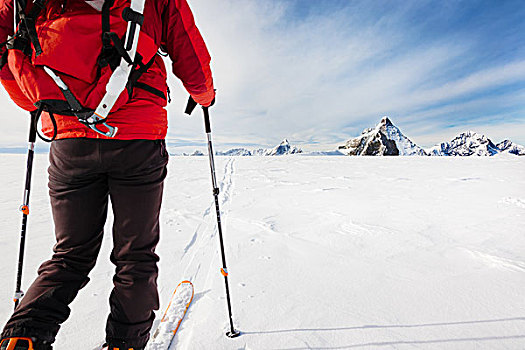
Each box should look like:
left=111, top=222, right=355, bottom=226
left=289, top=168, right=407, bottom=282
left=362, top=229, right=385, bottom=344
left=216, top=139, right=302, bottom=156
left=216, top=148, right=253, bottom=156
left=428, top=131, right=500, bottom=156
left=498, top=139, right=513, bottom=150
left=339, top=117, right=427, bottom=156
left=457, top=131, right=492, bottom=144
left=379, top=116, right=394, bottom=127
left=264, top=139, right=302, bottom=156
left=496, top=139, right=525, bottom=155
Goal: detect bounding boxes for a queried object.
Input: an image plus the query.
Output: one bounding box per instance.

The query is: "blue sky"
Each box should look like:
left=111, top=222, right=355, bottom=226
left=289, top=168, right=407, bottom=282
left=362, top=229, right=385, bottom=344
left=1, top=0, right=524, bottom=152
left=163, top=0, right=525, bottom=152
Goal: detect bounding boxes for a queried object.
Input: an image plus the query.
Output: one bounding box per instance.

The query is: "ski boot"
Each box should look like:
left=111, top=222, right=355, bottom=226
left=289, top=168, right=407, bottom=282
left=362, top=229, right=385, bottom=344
left=0, top=337, right=52, bottom=350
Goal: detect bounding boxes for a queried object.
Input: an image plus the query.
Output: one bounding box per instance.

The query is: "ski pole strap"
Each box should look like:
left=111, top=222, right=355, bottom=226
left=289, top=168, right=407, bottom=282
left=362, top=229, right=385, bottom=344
left=221, top=268, right=228, bottom=277
left=29, top=103, right=57, bottom=143
left=35, top=110, right=58, bottom=143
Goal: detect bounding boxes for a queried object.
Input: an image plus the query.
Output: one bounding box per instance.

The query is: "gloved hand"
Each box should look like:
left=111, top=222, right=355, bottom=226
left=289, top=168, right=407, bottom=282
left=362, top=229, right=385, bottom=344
left=206, top=98, right=215, bottom=108
left=185, top=95, right=215, bottom=115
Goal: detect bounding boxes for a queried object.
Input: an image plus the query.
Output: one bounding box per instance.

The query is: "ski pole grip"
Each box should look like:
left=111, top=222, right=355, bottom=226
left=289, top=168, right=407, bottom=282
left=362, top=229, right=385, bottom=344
left=185, top=96, right=198, bottom=115
left=29, top=107, right=43, bottom=143
left=203, top=107, right=211, bottom=133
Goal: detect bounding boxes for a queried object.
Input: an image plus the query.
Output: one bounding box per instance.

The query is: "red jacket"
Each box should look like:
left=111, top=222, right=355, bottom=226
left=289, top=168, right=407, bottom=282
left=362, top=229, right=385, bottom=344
left=0, top=0, right=214, bottom=140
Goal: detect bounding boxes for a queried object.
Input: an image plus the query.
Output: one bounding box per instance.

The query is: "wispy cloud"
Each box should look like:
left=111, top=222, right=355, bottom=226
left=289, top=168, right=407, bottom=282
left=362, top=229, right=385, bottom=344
left=172, top=0, right=525, bottom=151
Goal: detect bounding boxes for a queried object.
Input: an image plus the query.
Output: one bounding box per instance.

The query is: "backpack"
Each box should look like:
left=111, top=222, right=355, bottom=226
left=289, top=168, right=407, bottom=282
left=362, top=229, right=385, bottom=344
left=2, top=0, right=163, bottom=138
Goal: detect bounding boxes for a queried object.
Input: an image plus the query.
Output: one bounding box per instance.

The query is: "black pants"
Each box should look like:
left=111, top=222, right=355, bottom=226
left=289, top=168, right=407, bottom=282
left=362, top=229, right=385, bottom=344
left=1, top=138, right=169, bottom=347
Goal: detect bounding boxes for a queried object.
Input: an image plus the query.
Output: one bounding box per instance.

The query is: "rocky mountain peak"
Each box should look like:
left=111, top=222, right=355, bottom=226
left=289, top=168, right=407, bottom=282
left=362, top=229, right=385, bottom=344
left=496, top=139, right=525, bottom=156
left=339, top=117, right=426, bottom=156
left=380, top=117, right=394, bottom=127
left=428, top=131, right=500, bottom=156
left=265, top=139, right=302, bottom=156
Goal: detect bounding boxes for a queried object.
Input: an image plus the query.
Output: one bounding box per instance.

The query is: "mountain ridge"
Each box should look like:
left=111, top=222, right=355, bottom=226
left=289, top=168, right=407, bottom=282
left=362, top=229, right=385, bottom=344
left=163, top=118, right=525, bottom=156
left=337, top=118, right=524, bottom=157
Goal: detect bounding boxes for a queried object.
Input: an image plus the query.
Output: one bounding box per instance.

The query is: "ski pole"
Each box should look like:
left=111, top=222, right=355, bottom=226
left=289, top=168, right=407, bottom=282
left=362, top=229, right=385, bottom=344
left=185, top=97, right=240, bottom=338
left=14, top=107, right=42, bottom=309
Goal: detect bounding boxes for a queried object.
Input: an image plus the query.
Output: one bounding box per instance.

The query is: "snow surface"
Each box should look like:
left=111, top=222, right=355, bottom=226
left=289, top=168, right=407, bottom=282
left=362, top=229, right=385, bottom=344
left=1, top=154, right=525, bottom=349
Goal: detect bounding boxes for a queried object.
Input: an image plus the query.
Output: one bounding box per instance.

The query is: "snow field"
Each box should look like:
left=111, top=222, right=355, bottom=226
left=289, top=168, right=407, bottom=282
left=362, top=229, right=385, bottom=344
left=0, top=155, right=524, bottom=349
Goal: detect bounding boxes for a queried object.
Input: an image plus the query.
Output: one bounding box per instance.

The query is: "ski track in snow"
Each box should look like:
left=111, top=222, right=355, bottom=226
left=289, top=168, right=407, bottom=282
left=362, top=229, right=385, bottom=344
left=175, top=158, right=235, bottom=268
left=171, top=157, right=236, bottom=350
left=465, top=250, right=525, bottom=272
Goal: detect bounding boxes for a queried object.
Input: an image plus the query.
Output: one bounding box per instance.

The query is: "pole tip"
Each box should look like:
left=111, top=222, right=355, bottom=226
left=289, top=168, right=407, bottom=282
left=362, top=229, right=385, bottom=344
left=226, top=330, right=241, bottom=338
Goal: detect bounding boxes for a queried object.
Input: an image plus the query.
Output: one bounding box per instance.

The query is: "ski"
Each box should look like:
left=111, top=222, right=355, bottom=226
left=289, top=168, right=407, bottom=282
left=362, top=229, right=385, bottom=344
left=145, top=280, right=194, bottom=349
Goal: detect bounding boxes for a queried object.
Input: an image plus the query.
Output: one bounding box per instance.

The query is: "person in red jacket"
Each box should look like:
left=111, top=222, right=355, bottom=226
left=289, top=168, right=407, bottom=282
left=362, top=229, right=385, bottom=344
left=0, top=0, right=214, bottom=349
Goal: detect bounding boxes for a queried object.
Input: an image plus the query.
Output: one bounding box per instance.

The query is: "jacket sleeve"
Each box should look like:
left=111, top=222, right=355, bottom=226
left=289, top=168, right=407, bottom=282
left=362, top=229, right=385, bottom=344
left=162, top=0, right=215, bottom=107
left=0, top=0, right=34, bottom=111
left=0, top=0, right=35, bottom=111
left=0, top=0, right=14, bottom=81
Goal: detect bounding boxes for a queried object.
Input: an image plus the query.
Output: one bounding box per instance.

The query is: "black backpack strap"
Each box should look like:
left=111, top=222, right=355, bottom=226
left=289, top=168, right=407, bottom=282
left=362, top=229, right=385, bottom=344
left=126, top=53, right=166, bottom=100
left=103, top=32, right=134, bottom=65
left=133, top=82, right=166, bottom=100
left=2, top=0, right=46, bottom=60
left=0, top=50, right=8, bottom=70
left=98, top=0, right=116, bottom=68
left=95, top=0, right=163, bottom=102
left=17, top=0, right=45, bottom=56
